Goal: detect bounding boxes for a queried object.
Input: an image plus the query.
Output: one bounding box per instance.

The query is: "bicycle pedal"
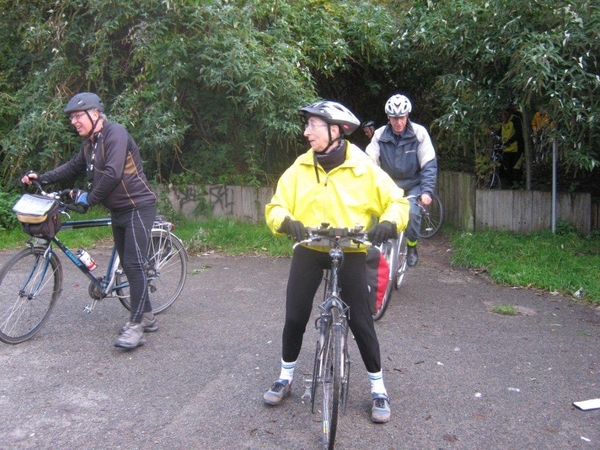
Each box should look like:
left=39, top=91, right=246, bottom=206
left=83, top=300, right=97, bottom=314
left=301, top=386, right=312, bottom=400
left=301, top=373, right=313, bottom=399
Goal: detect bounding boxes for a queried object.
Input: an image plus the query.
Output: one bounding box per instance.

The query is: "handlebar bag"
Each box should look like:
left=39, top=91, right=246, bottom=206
left=12, top=194, right=62, bottom=239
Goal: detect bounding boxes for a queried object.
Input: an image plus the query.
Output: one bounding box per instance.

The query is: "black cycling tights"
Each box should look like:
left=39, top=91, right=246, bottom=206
left=282, top=245, right=382, bottom=373
left=111, top=204, right=156, bottom=324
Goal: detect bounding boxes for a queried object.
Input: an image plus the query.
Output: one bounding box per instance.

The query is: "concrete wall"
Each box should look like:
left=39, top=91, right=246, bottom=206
left=160, top=174, right=596, bottom=234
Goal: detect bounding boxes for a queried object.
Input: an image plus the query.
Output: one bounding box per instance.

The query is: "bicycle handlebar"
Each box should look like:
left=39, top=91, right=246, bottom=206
left=294, top=225, right=379, bottom=249
left=28, top=180, right=89, bottom=215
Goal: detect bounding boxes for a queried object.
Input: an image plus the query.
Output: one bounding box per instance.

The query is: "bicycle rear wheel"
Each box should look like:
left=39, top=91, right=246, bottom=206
left=372, top=240, right=397, bottom=321
left=321, top=306, right=342, bottom=450
left=420, top=192, right=444, bottom=239
left=0, top=247, right=63, bottom=344
left=119, top=229, right=188, bottom=313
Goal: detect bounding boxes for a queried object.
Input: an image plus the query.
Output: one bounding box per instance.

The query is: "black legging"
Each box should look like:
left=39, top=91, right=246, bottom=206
left=282, top=245, right=382, bottom=373
left=111, top=204, right=156, bottom=324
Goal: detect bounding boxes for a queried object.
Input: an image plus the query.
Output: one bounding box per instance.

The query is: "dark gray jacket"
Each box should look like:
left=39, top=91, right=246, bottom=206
left=366, top=120, right=437, bottom=195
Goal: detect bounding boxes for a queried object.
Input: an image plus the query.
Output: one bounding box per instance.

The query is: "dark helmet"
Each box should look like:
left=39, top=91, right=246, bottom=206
left=64, top=92, right=104, bottom=114
left=298, top=100, right=360, bottom=135
left=361, top=120, right=375, bottom=129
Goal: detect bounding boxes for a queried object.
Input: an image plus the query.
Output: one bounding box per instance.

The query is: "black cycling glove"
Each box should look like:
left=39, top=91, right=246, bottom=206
left=367, top=221, right=396, bottom=245
left=278, top=216, right=306, bottom=242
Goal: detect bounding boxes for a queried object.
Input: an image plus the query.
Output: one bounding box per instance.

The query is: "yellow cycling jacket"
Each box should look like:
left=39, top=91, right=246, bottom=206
left=266, top=142, right=409, bottom=252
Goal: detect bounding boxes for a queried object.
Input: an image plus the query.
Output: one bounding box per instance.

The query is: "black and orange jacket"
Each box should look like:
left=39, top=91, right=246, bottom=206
left=40, top=121, right=156, bottom=211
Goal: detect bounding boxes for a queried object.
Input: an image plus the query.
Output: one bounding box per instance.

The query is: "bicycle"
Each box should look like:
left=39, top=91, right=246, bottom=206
left=0, top=184, right=188, bottom=345
left=298, top=225, right=374, bottom=450
left=419, top=192, right=444, bottom=239
left=372, top=193, right=443, bottom=320
left=478, top=133, right=503, bottom=190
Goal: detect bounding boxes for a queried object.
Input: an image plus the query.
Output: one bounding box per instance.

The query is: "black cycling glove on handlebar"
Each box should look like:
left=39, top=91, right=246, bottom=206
left=278, top=216, right=306, bottom=242
left=367, top=221, right=395, bottom=245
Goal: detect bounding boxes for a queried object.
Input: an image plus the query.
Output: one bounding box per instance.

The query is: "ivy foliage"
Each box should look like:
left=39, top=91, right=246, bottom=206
left=394, top=0, right=600, bottom=176
left=0, top=0, right=598, bottom=194
left=0, top=0, right=396, bottom=190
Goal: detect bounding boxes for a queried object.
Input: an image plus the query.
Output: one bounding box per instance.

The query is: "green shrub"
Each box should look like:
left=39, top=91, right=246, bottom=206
left=0, top=190, right=21, bottom=231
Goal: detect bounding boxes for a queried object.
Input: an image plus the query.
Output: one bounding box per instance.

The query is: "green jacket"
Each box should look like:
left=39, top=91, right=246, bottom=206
left=266, top=141, right=409, bottom=252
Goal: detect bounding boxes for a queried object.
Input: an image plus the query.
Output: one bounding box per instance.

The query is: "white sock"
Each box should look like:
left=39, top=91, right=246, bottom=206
left=368, top=371, right=387, bottom=396
left=278, top=359, right=296, bottom=382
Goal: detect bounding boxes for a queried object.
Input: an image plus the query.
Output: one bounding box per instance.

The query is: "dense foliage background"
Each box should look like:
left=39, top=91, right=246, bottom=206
left=1, top=0, right=598, bottom=193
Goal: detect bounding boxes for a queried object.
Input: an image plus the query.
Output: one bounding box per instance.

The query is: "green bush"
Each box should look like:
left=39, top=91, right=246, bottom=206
left=0, top=190, right=21, bottom=231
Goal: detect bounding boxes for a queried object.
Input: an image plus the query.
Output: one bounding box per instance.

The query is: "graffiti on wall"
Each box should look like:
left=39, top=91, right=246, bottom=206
left=163, top=185, right=274, bottom=223
left=207, top=185, right=234, bottom=216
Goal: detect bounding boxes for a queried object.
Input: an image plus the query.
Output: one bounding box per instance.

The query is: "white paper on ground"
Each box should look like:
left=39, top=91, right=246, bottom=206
left=573, top=398, right=600, bottom=411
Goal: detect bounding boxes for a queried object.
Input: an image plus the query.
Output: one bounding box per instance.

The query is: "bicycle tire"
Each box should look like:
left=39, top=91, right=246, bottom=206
left=394, top=232, right=409, bottom=290
left=489, top=171, right=502, bottom=190
left=339, top=315, right=351, bottom=415
left=420, top=192, right=444, bottom=239
left=372, top=240, right=397, bottom=321
left=0, top=247, right=63, bottom=344
left=119, top=229, right=188, bottom=313
left=321, top=306, right=342, bottom=450
left=311, top=338, right=320, bottom=414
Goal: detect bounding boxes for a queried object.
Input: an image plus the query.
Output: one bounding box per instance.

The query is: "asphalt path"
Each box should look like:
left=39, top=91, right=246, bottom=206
left=1, top=233, right=599, bottom=449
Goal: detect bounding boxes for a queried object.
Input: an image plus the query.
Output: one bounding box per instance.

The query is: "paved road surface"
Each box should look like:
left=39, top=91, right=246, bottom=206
left=1, top=234, right=599, bottom=449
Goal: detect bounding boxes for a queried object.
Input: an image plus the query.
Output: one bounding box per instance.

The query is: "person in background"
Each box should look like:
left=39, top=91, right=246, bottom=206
left=531, top=108, right=552, bottom=163
left=366, top=94, right=437, bottom=267
left=21, top=92, right=158, bottom=350
left=263, top=100, right=409, bottom=424
left=495, top=104, right=524, bottom=186
left=361, top=120, right=376, bottom=139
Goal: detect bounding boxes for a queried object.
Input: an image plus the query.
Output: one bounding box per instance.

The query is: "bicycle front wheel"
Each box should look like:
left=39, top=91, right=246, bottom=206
left=119, top=229, right=188, bottom=313
left=321, top=307, right=342, bottom=450
left=394, top=233, right=409, bottom=290
left=420, top=192, right=444, bottom=239
left=0, top=247, right=63, bottom=344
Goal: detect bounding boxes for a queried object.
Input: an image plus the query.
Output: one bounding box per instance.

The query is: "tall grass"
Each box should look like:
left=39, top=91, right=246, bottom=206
left=450, top=228, right=600, bottom=304
left=174, top=217, right=293, bottom=257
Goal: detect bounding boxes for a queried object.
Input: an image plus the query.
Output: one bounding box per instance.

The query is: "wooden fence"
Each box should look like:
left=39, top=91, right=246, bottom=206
left=437, top=171, right=595, bottom=234
left=161, top=173, right=597, bottom=234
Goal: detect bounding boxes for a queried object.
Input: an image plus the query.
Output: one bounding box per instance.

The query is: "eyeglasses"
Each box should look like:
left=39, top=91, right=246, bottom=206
left=304, top=123, right=328, bottom=131
left=70, top=112, right=87, bottom=123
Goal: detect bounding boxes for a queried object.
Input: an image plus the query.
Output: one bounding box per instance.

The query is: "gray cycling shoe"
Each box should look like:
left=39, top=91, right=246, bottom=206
left=407, top=245, right=418, bottom=267
left=119, top=312, right=158, bottom=333
left=263, top=380, right=291, bottom=406
left=371, top=394, right=391, bottom=423
left=114, top=322, right=146, bottom=349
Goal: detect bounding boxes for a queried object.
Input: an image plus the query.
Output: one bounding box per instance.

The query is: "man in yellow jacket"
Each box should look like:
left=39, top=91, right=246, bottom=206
left=264, top=100, right=409, bottom=424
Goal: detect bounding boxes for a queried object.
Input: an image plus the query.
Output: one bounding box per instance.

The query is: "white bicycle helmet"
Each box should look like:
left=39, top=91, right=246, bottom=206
left=385, top=94, right=412, bottom=117
left=298, top=100, right=360, bottom=135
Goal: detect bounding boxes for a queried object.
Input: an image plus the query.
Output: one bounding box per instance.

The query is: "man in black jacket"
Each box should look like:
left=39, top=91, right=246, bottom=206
left=22, top=92, right=158, bottom=350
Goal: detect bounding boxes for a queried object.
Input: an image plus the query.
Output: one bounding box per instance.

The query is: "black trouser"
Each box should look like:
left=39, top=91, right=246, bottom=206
left=111, top=204, right=156, bottom=324
left=282, top=245, right=382, bottom=373
left=502, top=151, right=523, bottom=186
